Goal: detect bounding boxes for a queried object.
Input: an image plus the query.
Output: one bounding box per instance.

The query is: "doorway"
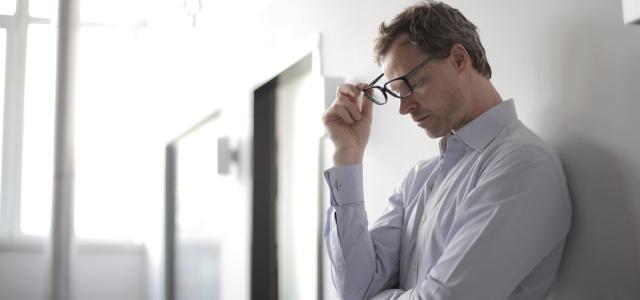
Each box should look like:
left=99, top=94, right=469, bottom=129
left=251, top=53, right=328, bottom=300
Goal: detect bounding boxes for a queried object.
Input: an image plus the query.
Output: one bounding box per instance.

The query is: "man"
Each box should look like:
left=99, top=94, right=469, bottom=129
left=321, top=1, right=572, bottom=299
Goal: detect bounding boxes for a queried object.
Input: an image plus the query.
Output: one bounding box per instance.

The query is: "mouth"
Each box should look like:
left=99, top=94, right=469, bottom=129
left=415, top=115, right=430, bottom=127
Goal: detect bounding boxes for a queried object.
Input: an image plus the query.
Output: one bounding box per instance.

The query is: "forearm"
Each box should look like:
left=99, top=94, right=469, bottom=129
left=323, top=165, right=376, bottom=299
left=325, top=205, right=377, bottom=299
left=323, top=165, right=404, bottom=299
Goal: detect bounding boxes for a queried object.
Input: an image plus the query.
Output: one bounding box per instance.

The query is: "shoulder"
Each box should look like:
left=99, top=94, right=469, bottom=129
left=480, top=120, right=566, bottom=182
left=462, top=122, right=571, bottom=214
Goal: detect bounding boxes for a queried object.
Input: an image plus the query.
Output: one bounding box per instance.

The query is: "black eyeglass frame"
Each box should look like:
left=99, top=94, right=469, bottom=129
left=363, top=57, right=433, bottom=105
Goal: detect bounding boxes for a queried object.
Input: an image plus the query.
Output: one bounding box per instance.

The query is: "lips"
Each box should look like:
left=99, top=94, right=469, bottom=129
left=414, top=115, right=430, bottom=127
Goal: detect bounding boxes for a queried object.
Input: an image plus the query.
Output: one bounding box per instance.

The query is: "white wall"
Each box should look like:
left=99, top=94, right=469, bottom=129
left=0, top=245, right=146, bottom=300
left=209, top=0, right=640, bottom=298
left=0, top=250, right=48, bottom=300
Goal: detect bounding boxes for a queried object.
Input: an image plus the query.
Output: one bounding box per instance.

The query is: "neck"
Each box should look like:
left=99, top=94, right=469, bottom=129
left=467, top=76, right=502, bottom=121
left=452, top=76, right=502, bottom=133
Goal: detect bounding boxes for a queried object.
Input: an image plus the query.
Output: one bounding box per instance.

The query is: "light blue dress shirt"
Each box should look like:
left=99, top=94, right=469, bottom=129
left=323, top=100, right=572, bottom=300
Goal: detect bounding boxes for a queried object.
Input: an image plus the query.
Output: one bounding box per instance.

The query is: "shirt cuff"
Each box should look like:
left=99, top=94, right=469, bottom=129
left=324, top=164, right=364, bottom=206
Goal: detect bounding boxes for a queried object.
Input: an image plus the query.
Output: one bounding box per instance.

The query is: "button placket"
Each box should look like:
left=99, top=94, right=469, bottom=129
left=414, top=172, right=441, bottom=284
left=414, top=156, right=456, bottom=285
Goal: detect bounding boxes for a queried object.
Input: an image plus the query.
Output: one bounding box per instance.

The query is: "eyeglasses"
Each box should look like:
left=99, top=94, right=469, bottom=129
left=363, top=57, right=433, bottom=105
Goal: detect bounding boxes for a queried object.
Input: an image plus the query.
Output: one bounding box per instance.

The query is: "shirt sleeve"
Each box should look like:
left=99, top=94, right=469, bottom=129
left=369, top=145, right=572, bottom=300
left=323, top=164, right=407, bottom=300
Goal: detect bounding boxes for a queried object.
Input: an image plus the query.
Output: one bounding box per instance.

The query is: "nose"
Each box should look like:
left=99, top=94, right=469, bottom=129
left=398, top=96, right=417, bottom=115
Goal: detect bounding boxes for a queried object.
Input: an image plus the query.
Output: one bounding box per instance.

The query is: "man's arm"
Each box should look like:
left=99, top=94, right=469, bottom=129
left=322, top=82, right=390, bottom=298
left=323, top=164, right=406, bottom=299
left=370, top=145, right=572, bottom=299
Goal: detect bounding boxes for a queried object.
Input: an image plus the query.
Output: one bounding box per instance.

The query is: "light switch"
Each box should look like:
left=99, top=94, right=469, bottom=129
left=217, top=136, right=238, bottom=175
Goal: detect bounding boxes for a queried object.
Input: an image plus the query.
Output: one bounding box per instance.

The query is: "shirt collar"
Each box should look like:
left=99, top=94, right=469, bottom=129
left=441, top=99, right=518, bottom=153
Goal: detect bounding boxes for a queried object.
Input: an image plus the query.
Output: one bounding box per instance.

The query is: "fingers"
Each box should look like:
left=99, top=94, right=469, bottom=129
left=341, top=99, right=362, bottom=120
left=355, top=83, right=370, bottom=90
left=323, top=100, right=358, bottom=124
left=336, top=84, right=361, bottom=100
left=324, top=82, right=374, bottom=125
left=334, top=84, right=363, bottom=119
left=355, top=83, right=373, bottom=117
left=335, top=108, right=355, bottom=124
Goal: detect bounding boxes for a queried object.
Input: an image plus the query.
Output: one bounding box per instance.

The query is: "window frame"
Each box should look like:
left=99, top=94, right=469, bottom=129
left=0, top=0, right=147, bottom=248
left=0, top=0, right=51, bottom=238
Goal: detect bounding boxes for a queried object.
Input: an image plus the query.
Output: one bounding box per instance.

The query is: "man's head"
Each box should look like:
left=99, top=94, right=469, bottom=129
left=373, top=1, right=496, bottom=138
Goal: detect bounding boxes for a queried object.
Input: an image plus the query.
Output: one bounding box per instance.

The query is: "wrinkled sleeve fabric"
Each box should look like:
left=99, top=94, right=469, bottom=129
left=323, top=164, right=408, bottom=300
left=370, top=145, right=572, bottom=300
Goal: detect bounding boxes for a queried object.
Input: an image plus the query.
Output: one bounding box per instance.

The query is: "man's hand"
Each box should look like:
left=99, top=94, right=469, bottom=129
left=322, top=83, right=373, bottom=166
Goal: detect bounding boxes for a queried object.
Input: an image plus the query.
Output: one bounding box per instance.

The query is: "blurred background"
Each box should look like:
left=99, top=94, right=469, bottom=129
left=0, top=0, right=640, bottom=299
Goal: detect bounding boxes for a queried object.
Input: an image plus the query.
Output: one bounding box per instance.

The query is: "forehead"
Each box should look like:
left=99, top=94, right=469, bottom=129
left=381, top=37, right=429, bottom=80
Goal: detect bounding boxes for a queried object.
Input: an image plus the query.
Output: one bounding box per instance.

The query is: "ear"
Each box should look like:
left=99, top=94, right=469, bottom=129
left=449, top=43, right=469, bottom=74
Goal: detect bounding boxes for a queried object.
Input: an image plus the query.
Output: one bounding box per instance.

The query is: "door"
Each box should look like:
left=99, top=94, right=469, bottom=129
left=166, top=111, right=248, bottom=300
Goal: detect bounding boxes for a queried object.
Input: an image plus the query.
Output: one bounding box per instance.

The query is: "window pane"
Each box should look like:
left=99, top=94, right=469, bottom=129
left=20, top=24, right=57, bottom=235
left=0, top=29, right=5, bottom=105
left=0, top=0, right=16, bottom=15
left=29, top=0, right=58, bottom=19
left=0, top=29, right=6, bottom=214
left=74, top=27, right=145, bottom=240
left=80, top=0, right=145, bottom=24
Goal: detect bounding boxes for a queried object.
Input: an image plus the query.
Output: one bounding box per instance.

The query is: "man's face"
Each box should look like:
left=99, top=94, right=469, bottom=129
left=381, top=38, right=469, bottom=139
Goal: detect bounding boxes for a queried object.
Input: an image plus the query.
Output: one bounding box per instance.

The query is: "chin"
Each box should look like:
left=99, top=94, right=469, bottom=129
left=424, top=128, right=441, bottom=139
left=423, top=125, right=449, bottom=139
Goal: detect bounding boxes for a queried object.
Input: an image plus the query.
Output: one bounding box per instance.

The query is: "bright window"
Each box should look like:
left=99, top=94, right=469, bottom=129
left=80, top=0, right=145, bottom=24
left=28, top=0, right=55, bottom=19
left=74, top=26, right=144, bottom=240
left=20, top=24, right=57, bottom=235
left=0, top=0, right=16, bottom=15
left=1, top=0, right=148, bottom=240
left=2, top=0, right=153, bottom=242
left=0, top=29, right=5, bottom=104
left=0, top=0, right=58, bottom=238
left=0, top=29, right=7, bottom=191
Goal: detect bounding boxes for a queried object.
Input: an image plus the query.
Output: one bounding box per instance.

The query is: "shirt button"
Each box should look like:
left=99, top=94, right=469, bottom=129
left=420, top=216, right=427, bottom=224
left=411, top=263, right=417, bottom=271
